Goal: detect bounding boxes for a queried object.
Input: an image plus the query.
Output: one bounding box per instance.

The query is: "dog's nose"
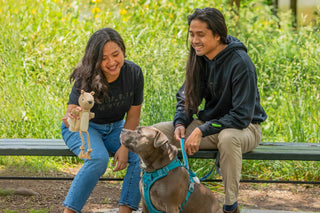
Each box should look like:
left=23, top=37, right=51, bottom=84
left=88, top=101, right=93, bottom=104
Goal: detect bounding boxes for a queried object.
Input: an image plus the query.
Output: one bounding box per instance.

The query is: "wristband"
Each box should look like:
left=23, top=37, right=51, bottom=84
left=174, top=123, right=184, bottom=130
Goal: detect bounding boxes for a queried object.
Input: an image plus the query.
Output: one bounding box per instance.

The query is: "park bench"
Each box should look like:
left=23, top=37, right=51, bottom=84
left=1, top=139, right=320, bottom=183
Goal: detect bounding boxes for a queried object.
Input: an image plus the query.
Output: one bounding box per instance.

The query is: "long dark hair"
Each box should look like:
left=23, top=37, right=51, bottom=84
left=69, top=28, right=126, bottom=103
left=185, top=8, right=228, bottom=112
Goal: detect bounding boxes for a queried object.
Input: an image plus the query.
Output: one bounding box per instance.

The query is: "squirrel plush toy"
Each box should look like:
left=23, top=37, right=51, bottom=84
left=67, top=90, right=95, bottom=159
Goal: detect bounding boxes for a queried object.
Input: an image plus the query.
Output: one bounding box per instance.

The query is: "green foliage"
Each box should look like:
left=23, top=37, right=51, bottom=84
left=0, top=189, right=14, bottom=196
left=0, top=0, right=319, bottom=181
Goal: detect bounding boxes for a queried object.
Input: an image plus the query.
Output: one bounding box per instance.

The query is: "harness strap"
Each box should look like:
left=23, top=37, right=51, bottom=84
left=142, top=158, right=197, bottom=213
left=199, top=151, right=221, bottom=181
left=180, top=138, right=220, bottom=181
left=142, top=158, right=183, bottom=213
left=179, top=169, right=197, bottom=212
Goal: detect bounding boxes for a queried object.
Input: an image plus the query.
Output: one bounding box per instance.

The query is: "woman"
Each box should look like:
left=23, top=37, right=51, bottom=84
left=61, top=28, right=143, bottom=213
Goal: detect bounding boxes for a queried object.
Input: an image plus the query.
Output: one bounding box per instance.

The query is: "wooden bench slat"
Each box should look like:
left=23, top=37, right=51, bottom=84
left=2, top=149, right=75, bottom=156
left=0, top=139, right=73, bottom=156
left=0, top=139, right=320, bottom=161
left=259, top=142, right=320, bottom=147
left=253, top=147, right=320, bottom=153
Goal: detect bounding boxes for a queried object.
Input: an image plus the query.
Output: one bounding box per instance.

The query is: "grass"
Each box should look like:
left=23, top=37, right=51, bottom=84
left=0, top=189, right=14, bottom=196
left=0, top=0, right=320, bottom=185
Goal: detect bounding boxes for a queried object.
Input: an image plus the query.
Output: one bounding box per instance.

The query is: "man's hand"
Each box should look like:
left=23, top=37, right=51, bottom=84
left=185, top=127, right=202, bottom=156
left=113, top=145, right=129, bottom=172
left=174, top=124, right=186, bottom=142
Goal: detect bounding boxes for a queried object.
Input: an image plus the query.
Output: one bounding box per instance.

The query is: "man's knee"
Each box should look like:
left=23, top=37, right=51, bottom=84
left=218, top=129, right=241, bottom=151
left=152, top=121, right=174, bottom=137
left=153, top=121, right=179, bottom=146
left=152, top=121, right=173, bottom=130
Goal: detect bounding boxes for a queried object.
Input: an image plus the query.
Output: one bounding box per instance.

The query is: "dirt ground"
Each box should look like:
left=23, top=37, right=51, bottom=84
left=1, top=180, right=320, bottom=213
left=1, top=167, right=320, bottom=213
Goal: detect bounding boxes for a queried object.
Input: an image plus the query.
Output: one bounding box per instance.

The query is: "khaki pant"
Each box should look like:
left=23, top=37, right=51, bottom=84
left=153, top=119, right=262, bottom=205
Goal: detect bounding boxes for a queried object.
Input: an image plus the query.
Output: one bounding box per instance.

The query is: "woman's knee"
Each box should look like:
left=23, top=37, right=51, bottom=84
left=86, top=154, right=109, bottom=176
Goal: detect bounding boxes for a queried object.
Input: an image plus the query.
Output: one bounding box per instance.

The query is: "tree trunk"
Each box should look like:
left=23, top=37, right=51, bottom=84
left=273, top=0, right=278, bottom=16
left=290, top=0, right=297, bottom=27
left=230, top=0, right=240, bottom=9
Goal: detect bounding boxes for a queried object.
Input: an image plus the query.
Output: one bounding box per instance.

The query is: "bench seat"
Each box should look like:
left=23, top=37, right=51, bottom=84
left=1, top=139, right=320, bottom=161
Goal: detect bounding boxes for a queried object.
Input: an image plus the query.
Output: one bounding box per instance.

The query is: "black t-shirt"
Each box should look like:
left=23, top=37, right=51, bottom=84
left=67, top=60, right=144, bottom=124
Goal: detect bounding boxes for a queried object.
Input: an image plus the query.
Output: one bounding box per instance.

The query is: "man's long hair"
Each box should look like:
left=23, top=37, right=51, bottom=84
left=185, top=8, right=228, bottom=112
left=69, top=28, right=126, bottom=103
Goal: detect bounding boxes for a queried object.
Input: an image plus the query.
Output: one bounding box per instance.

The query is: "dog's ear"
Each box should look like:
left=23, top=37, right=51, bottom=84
left=154, top=130, right=168, bottom=148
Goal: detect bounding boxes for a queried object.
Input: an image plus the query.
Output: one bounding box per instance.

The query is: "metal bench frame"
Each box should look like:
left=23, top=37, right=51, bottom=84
left=1, top=139, right=320, bottom=161
left=1, top=139, right=320, bottom=184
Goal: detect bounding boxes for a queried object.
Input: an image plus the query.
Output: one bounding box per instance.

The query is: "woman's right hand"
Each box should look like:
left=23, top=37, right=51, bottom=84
left=62, top=104, right=81, bottom=127
left=113, top=145, right=129, bottom=172
left=174, top=124, right=186, bottom=142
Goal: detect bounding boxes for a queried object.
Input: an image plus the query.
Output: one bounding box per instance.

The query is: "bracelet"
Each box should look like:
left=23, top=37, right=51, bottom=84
left=174, top=123, right=184, bottom=130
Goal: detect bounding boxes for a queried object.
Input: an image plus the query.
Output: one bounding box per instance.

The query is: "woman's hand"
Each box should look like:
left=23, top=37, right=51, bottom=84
left=112, top=145, right=129, bottom=172
left=113, top=104, right=140, bottom=172
left=62, top=105, right=81, bottom=127
left=185, top=127, right=202, bottom=156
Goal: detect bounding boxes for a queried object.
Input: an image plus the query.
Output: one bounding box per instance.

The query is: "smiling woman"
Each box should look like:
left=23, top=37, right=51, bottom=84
left=100, top=41, right=125, bottom=83
left=60, top=28, right=144, bottom=213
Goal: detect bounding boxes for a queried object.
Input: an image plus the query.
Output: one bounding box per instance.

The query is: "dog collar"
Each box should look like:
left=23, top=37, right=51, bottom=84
left=142, top=157, right=196, bottom=213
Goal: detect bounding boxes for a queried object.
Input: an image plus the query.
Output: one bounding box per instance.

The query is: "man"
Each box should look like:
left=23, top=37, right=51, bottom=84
left=154, top=8, right=267, bottom=213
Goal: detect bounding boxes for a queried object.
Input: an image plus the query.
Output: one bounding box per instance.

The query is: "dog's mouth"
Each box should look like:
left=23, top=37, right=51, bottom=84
left=120, top=129, right=136, bottom=150
left=120, top=136, right=129, bottom=145
left=121, top=128, right=130, bottom=134
left=122, top=141, right=134, bottom=151
left=120, top=129, right=131, bottom=142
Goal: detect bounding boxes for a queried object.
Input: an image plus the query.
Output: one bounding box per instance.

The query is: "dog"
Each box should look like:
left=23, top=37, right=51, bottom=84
left=120, top=126, right=220, bottom=213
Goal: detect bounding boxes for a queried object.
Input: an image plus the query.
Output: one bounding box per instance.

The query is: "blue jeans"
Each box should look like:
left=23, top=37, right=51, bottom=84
left=61, top=120, right=141, bottom=213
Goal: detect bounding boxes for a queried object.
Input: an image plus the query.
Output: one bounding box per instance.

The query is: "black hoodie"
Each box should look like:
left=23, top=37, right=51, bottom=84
left=173, top=36, right=267, bottom=137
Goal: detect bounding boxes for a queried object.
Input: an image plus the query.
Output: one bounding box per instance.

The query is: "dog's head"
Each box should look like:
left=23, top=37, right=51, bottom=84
left=120, top=126, right=178, bottom=172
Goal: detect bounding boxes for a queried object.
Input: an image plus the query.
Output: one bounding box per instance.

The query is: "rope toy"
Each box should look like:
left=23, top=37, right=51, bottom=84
left=67, top=90, right=95, bottom=159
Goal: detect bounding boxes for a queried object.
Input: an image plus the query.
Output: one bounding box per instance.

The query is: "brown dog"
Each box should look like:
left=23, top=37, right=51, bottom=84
left=120, top=126, right=220, bottom=213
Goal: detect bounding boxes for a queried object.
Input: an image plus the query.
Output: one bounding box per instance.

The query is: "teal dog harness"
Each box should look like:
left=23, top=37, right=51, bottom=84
left=142, top=157, right=197, bottom=213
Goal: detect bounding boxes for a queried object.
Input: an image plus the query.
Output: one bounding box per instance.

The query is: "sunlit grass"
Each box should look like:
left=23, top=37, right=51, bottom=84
left=0, top=0, right=319, bottom=182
